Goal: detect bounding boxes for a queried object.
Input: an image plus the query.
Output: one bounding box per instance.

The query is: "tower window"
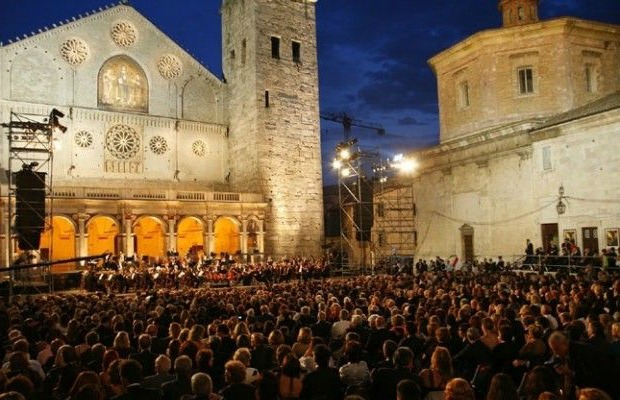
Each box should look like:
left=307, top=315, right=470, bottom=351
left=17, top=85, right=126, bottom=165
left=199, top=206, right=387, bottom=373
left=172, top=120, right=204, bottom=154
left=241, top=39, right=246, bottom=65
left=585, top=64, right=597, bottom=93
left=292, top=41, right=301, bottom=63
left=518, top=67, right=534, bottom=95
left=271, top=36, right=280, bottom=59
left=518, top=6, right=525, bottom=21
left=377, top=202, right=385, bottom=218
left=458, top=81, right=470, bottom=108
left=265, top=90, right=270, bottom=108
left=542, top=146, right=552, bottom=171
left=378, top=231, right=385, bottom=246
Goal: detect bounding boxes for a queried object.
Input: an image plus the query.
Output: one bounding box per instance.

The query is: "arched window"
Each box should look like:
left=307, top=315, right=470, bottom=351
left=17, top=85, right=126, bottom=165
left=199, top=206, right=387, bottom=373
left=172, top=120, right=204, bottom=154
left=98, top=55, right=148, bottom=112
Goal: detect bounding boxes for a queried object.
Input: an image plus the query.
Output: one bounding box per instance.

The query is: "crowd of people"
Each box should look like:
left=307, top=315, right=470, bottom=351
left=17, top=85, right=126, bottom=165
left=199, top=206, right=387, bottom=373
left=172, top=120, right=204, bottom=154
left=1, top=261, right=620, bottom=400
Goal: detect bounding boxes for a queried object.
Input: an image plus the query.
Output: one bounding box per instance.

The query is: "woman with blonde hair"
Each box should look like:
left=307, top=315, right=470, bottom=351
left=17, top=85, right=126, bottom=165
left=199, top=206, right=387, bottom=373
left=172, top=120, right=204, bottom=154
left=112, top=331, right=132, bottom=358
left=292, top=327, right=313, bottom=359
left=444, top=378, right=475, bottom=400
left=419, top=346, right=453, bottom=399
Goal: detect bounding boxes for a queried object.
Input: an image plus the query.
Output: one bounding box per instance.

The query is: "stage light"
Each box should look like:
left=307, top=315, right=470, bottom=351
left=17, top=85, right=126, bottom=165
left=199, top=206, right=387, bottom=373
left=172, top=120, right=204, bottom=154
left=339, top=148, right=351, bottom=160
left=332, top=159, right=342, bottom=170
left=398, top=158, right=418, bottom=173
left=49, top=108, right=67, bottom=133
left=341, top=168, right=351, bottom=177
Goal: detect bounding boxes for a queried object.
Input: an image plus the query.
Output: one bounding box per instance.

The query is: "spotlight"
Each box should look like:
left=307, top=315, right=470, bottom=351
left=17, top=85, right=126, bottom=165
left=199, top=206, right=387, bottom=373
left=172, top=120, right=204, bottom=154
left=49, top=108, right=67, bottom=133
left=339, top=148, right=351, bottom=160
left=341, top=168, right=351, bottom=177
left=398, top=158, right=418, bottom=173
left=332, top=159, right=342, bottom=170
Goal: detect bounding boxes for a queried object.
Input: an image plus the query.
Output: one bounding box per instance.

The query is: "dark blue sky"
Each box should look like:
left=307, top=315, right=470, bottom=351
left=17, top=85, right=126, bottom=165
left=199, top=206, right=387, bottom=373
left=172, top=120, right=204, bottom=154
left=2, top=0, right=619, bottom=182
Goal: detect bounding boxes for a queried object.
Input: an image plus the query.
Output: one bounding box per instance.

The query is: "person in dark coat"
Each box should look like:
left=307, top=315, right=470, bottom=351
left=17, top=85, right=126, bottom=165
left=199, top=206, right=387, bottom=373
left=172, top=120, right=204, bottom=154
left=369, top=347, right=422, bottom=400
left=219, top=360, right=257, bottom=400
left=250, top=333, right=274, bottom=372
left=162, top=355, right=193, bottom=400
left=300, top=344, right=342, bottom=400
left=142, top=355, right=175, bottom=390
left=453, top=328, right=493, bottom=382
left=129, top=334, right=158, bottom=377
left=112, top=359, right=161, bottom=400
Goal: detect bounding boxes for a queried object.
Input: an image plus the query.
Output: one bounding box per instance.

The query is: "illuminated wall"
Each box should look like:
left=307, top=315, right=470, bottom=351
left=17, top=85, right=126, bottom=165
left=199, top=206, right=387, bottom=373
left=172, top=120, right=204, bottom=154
left=39, top=216, right=75, bottom=272
left=133, top=217, right=165, bottom=259
left=177, top=217, right=204, bottom=257
left=87, top=216, right=119, bottom=256
left=214, top=217, right=239, bottom=255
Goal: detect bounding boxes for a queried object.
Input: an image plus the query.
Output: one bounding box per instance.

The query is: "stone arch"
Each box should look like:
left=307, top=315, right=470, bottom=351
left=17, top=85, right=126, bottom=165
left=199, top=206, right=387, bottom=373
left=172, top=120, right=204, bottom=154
left=98, top=55, right=148, bottom=112
left=39, top=215, right=76, bottom=272
left=133, top=216, right=165, bottom=260
left=10, top=49, right=65, bottom=103
left=214, top=216, right=240, bottom=255
left=182, top=77, right=217, bottom=122
left=86, top=215, right=120, bottom=256
left=177, top=216, right=204, bottom=259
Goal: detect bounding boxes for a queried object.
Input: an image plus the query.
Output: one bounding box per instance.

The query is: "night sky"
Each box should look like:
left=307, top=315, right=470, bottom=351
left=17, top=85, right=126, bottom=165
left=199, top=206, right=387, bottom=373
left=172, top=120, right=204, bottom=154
left=1, top=1, right=619, bottom=183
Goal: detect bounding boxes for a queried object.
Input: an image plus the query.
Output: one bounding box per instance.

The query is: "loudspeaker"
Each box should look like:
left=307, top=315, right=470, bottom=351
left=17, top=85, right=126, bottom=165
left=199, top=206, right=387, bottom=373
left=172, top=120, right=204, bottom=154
left=15, top=169, right=46, bottom=250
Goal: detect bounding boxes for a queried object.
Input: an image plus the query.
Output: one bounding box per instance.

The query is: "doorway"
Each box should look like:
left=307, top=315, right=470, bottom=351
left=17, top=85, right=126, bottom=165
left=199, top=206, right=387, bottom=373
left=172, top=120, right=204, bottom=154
left=541, top=223, right=559, bottom=253
left=582, top=227, right=599, bottom=255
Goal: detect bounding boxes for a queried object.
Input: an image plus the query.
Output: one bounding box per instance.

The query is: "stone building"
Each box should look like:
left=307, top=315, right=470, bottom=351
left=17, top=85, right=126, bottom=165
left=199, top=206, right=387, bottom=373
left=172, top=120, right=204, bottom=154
left=377, top=0, right=620, bottom=263
left=0, top=0, right=323, bottom=270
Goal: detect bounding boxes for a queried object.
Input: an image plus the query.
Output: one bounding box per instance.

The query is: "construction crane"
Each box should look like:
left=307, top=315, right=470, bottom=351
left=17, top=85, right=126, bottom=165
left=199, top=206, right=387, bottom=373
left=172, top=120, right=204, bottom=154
left=320, top=112, right=386, bottom=141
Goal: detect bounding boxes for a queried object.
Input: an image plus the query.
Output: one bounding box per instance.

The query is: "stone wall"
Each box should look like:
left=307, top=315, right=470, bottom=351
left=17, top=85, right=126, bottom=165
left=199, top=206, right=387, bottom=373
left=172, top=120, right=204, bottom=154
left=224, top=0, right=324, bottom=257
left=412, top=108, right=620, bottom=260
left=430, top=18, right=620, bottom=143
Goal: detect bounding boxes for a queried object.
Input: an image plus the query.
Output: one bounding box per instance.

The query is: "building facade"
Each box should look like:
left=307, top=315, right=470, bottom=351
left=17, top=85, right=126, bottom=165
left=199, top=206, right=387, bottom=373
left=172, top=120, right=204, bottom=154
left=378, top=0, right=620, bottom=262
left=0, top=1, right=324, bottom=270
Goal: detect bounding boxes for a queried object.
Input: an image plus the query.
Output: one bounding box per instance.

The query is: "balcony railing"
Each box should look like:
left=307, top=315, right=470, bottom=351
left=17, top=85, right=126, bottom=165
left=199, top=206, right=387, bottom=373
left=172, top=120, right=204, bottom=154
left=51, top=187, right=263, bottom=203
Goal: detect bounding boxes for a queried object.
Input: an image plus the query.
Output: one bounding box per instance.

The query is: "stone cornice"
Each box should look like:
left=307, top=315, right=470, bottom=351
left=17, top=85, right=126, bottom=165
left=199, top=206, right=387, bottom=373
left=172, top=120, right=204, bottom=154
left=428, top=17, right=620, bottom=74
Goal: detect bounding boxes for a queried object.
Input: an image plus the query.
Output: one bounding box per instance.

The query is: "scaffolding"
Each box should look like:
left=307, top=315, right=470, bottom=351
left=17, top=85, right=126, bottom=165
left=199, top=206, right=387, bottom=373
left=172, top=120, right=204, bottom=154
left=336, top=152, right=374, bottom=274
left=371, top=168, right=416, bottom=271
left=2, top=110, right=57, bottom=295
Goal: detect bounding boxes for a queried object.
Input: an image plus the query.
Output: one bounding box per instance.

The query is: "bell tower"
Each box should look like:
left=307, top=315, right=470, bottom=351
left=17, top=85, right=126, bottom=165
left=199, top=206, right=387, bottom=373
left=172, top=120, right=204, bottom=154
left=499, top=0, right=540, bottom=27
left=222, top=0, right=324, bottom=257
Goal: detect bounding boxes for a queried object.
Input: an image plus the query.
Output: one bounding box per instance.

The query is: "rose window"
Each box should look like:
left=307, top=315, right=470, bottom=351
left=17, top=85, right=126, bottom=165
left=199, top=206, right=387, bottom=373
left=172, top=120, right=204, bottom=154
left=60, top=38, right=89, bottom=67
left=110, top=21, right=137, bottom=47
left=157, top=54, right=182, bottom=79
left=105, top=124, right=141, bottom=160
left=149, top=136, right=168, bottom=155
left=192, top=140, right=206, bottom=157
left=74, top=130, right=93, bottom=148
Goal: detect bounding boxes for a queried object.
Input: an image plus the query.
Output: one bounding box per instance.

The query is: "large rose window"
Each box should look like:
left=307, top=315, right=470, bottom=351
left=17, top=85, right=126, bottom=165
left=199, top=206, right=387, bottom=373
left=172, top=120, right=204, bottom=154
left=105, top=124, right=141, bottom=160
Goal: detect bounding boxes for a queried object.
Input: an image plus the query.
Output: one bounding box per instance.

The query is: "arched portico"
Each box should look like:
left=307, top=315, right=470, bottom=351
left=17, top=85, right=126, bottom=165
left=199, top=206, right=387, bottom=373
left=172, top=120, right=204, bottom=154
left=133, top=216, right=166, bottom=260
left=87, top=215, right=120, bottom=256
left=213, top=216, right=240, bottom=255
left=39, top=215, right=76, bottom=272
left=177, top=216, right=204, bottom=258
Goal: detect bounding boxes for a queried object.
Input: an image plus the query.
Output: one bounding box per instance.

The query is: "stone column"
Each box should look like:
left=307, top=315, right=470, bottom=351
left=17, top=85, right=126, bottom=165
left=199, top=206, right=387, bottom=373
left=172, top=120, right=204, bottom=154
left=204, top=216, right=215, bottom=255
left=240, top=216, right=248, bottom=256
left=164, top=215, right=177, bottom=252
left=123, top=215, right=135, bottom=257
left=257, top=219, right=265, bottom=255
left=76, top=214, right=88, bottom=260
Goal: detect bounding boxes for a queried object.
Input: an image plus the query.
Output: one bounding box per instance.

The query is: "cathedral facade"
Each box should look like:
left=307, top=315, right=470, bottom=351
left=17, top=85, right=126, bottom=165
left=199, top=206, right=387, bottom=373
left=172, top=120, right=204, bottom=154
left=0, top=0, right=324, bottom=270
left=375, top=0, right=620, bottom=263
